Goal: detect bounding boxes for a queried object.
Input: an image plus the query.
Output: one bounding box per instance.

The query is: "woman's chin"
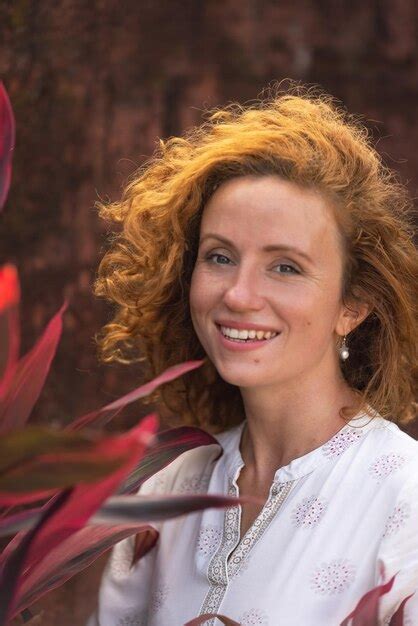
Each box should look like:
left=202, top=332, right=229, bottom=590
left=216, top=364, right=270, bottom=389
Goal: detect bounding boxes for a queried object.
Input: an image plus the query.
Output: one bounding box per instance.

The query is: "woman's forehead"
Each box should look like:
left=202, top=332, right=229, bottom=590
left=200, top=175, right=342, bottom=257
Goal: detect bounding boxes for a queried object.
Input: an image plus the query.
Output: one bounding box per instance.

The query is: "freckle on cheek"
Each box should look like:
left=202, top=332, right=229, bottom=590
left=254, top=359, right=260, bottom=364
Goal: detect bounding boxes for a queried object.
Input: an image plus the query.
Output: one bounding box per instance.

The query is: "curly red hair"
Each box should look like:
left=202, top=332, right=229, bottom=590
left=94, top=81, right=418, bottom=432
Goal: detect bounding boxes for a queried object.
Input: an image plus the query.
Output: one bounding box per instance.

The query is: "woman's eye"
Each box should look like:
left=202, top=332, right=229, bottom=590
left=273, top=263, right=300, bottom=275
left=206, top=252, right=300, bottom=274
left=205, top=253, right=231, bottom=265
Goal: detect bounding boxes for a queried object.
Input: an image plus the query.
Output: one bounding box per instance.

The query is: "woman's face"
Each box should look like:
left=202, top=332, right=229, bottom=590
left=189, top=175, right=351, bottom=390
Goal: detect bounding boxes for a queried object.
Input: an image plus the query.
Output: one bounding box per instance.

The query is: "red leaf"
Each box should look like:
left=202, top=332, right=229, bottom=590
left=389, top=592, right=416, bottom=625
left=0, top=422, right=146, bottom=506
left=0, top=488, right=66, bottom=508
left=0, top=425, right=217, bottom=507
left=0, top=264, right=20, bottom=388
left=340, top=573, right=398, bottom=625
left=133, top=525, right=159, bottom=565
left=0, top=414, right=158, bottom=618
left=14, top=523, right=159, bottom=616
left=0, top=81, right=15, bottom=211
left=27, top=414, right=157, bottom=567
left=92, top=492, right=259, bottom=525
left=0, top=507, right=41, bottom=537
left=0, top=490, right=71, bottom=626
left=0, top=301, right=68, bottom=433
left=69, top=359, right=204, bottom=431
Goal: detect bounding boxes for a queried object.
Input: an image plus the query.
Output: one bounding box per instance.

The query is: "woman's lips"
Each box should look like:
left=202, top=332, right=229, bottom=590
left=215, top=319, right=280, bottom=332
left=215, top=323, right=281, bottom=352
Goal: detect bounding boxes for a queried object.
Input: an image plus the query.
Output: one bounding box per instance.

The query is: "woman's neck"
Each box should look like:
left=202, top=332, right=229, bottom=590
left=239, top=373, right=359, bottom=483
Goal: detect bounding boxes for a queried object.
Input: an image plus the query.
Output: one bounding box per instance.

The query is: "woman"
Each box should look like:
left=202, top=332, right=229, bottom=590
left=88, top=83, right=418, bottom=625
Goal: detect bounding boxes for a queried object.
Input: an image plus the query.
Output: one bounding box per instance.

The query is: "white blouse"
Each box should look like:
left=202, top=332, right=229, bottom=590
left=88, top=410, right=418, bottom=625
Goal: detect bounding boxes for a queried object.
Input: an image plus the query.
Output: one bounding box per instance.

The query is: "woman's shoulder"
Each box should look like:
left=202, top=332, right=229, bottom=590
left=364, top=415, right=418, bottom=489
left=369, top=417, right=418, bottom=461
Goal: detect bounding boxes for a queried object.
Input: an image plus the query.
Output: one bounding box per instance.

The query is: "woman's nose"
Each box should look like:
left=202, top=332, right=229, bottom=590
left=222, top=268, right=264, bottom=311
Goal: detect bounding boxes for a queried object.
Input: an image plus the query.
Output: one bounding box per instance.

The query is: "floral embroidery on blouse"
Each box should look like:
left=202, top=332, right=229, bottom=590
left=368, top=453, right=406, bottom=482
left=382, top=500, right=411, bottom=538
left=177, top=472, right=211, bottom=494
left=239, top=607, right=270, bottom=625
left=291, top=495, right=328, bottom=528
left=310, top=558, right=356, bottom=595
left=149, top=582, right=170, bottom=612
left=197, top=524, right=223, bottom=557
left=321, top=427, right=363, bottom=459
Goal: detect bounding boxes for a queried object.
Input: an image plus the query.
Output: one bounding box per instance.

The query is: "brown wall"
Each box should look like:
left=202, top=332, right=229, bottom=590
left=1, top=1, right=417, bottom=623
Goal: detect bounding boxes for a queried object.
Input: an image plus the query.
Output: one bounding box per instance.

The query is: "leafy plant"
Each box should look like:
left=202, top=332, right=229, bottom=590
left=0, top=81, right=258, bottom=625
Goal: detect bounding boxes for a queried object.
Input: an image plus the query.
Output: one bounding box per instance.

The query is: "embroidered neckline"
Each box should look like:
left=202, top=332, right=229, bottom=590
left=198, top=474, right=295, bottom=622
left=218, top=408, right=384, bottom=484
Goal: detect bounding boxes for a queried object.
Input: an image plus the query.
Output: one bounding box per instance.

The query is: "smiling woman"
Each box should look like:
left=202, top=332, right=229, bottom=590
left=88, top=82, right=418, bottom=625
left=189, top=176, right=361, bottom=389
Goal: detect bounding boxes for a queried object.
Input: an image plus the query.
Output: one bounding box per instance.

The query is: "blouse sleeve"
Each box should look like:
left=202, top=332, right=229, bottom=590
left=85, top=472, right=163, bottom=626
left=376, top=468, right=418, bottom=624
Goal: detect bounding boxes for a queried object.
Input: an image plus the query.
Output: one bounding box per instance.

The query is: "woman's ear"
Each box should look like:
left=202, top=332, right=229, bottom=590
left=336, top=299, right=371, bottom=337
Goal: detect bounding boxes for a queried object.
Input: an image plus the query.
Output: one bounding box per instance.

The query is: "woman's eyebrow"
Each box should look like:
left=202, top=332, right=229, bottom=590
left=199, top=233, right=314, bottom=264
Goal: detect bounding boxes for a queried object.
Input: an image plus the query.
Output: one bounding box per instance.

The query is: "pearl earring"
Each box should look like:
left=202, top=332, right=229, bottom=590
left=339, top=335, right=349, bottom=361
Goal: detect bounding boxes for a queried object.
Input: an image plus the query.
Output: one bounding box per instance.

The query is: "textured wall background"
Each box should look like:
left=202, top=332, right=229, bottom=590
left=1, top=1, right=417, bottom=623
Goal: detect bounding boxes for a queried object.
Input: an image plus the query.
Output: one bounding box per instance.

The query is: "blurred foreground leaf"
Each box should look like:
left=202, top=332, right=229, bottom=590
left=0, top=414, right=158, bottom=622
left=0, top=81, right=15, bottom=211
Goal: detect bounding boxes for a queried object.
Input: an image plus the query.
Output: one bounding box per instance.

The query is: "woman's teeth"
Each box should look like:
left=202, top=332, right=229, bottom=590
left=219, top=326, right=278, bottom=342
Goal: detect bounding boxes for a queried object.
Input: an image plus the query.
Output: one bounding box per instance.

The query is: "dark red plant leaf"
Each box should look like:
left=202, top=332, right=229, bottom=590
left=3, top=436, right=256, bottom=616
left=0, top=413, right=158, bottom=617
left=0, top=264, right=20, bottom=389
left=340, top=573, right=397, bottom=625
left=0, top=425, right=150, bottom=503
left=0, top=424, right=220, bottom=507
left=0, top=301, right=68, bottom=433
left=0, top=507, right=41, bottom=537
left=0, top=490, right=71, bottom=626
left=69, top=359, right=205, bottom=431
left=118, top=425, right=221, bottom=494
left=389, top=592, right=416, bottom=625
left=185, top=614, right=241, bottom=625
left=13, top=523, right=159, bottom=616
left=0, top=81, right=15, bottom=211
left=133, top=525, right=159, bottom=566
left=0, top=453, right=123, bottom=500
left=0, top=488, right=260, bottom=537
left=0, top=426, right=106, bottom=473
left=0, top=488, right=70, bottom=508
left=92, top=492, right=260, bottom=524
